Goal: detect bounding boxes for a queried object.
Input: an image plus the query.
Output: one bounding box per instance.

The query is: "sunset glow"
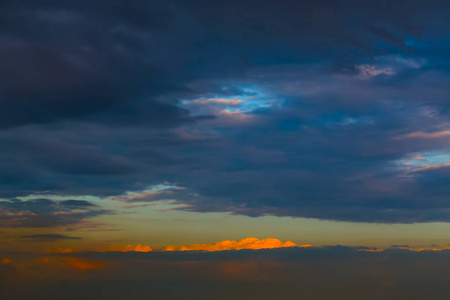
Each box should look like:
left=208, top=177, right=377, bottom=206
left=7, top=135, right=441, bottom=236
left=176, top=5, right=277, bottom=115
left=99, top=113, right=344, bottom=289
left=1, top=0, right=450, bottom=299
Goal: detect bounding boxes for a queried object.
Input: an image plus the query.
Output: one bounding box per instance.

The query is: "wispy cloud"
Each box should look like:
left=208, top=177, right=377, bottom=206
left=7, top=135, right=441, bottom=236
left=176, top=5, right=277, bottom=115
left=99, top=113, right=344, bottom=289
left=21, top=234, right=82, bottom=241
left=398, top=130, right=450, bottom=139
left=155, top=205, right=192, bottom=212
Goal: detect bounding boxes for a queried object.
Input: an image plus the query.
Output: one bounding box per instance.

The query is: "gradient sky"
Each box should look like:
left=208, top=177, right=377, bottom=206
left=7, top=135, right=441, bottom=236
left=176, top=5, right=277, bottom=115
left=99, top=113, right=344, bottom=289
left=1, top=1, right=450, bottom=298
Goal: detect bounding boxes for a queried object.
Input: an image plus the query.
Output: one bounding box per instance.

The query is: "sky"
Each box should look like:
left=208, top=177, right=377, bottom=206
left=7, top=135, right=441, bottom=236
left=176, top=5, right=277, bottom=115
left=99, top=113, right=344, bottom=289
left=1, top=0, right=450, bottom=299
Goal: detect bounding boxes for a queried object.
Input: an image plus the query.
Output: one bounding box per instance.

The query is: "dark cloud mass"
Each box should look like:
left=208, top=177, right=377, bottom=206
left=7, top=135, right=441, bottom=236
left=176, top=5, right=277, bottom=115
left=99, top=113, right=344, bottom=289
left=0, top=198, right=109, bottom=228
left=0, top=0, right=450, bottom=223
left=20, top=234, right=82, bottom=240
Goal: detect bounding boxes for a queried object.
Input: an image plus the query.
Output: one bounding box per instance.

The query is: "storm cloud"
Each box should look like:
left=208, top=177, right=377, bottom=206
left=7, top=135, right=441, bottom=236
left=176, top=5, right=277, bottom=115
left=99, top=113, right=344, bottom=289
left=0, top=0, right=450, bottom=223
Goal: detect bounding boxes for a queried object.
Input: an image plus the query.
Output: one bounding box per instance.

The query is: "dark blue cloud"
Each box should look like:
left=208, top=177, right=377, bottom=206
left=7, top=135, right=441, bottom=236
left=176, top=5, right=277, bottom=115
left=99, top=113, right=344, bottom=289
left=0, top=0, right=449, bottom=222
left=0, top=198, right=110, bottom=228
left=60, top=200, right=96, bottom=207
left=20, top=234, right=82, bottom=240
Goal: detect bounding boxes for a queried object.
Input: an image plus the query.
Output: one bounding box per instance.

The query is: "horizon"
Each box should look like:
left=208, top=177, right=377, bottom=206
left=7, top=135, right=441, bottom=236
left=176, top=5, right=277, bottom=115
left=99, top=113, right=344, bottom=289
left=1, top=0, right=450, bottom=299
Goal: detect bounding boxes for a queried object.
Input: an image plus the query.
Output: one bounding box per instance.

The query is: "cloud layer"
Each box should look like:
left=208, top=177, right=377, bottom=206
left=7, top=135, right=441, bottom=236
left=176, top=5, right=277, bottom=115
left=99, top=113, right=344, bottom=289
left=0, top=198, right=109, bottom=228
left=89, top=237, right=301, bottom=253
left=0, top=0, right=449, bottom=223
left=3, top=246, right=450, bottom=300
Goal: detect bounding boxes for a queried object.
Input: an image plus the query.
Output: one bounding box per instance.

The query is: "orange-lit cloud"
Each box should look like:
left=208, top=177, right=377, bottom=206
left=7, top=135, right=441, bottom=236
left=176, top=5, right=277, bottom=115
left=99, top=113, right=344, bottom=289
left=218, top=109, right=251, bottom=120
left=162, top=237, right=305, bottom=252
left=46, top=242, right=450, bottom=256
left=417, top=246, right=450, bottom=252
left=411, top=163, right=450, bottom=173
left=397, top=130, right=450, bottom=139
left=2, top=258, right=11, bottom=264
left=192, top=98, right=244, bottom=106
left=34, top=256, right=107, bottom=271
left=58, top=257, right=107, bottom=270
left=47, top=238, right=306, bottom=254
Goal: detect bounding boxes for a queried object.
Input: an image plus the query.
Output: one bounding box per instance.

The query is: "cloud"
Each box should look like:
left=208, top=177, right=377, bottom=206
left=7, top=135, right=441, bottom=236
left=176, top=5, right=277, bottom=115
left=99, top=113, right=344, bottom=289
left=51, top=238, right=307, bottom=253
left=398, top=130, right=450, bottom=139
left=0, top=198, right=110, bottom=228
left=0, top=0, right=200, bottom=130
left=162, top=237, right=300, bottom=252
left=96, top=244, right=153, bottom=252
left=0, top=0, right=448, bottom=224
left=411, top=163, right=450, bottom=173
left=108, top=184, right=187, bottom=203
left=121, top=203, right=161, bottom=209
left=4, top=245, right=450, bottom=300
left=191, top=98, right=244, bottom=107
left=60, top=200, right=97, bottom=207
left=57, top=257, right=107, bottom=270
left=155, top=205, right=192, bottom=212
left=390, top=244, right=410, bottom=248
left=21, top=234, right=82, bottom=241
left=51, top=238, right=450, bottom=255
